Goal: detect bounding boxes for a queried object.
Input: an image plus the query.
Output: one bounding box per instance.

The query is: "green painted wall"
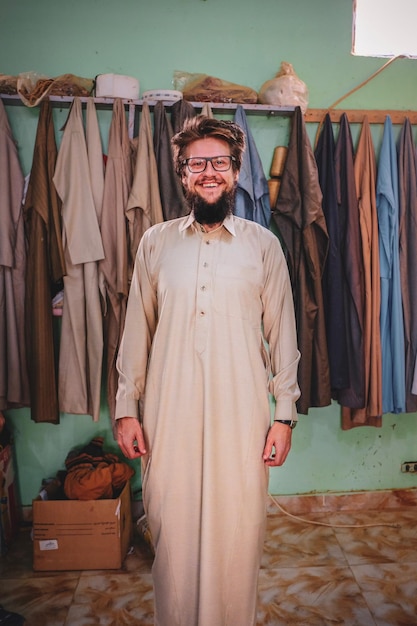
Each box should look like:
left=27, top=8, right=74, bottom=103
left=2, top=0, right=417, bottom=505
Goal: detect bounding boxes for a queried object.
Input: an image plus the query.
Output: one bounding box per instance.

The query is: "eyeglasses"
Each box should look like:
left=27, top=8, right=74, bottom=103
left=182, top=155, right=236, bottom=173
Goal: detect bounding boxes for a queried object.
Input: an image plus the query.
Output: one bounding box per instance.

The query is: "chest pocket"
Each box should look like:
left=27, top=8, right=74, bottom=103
left=213, top=262, right=262, bottom=325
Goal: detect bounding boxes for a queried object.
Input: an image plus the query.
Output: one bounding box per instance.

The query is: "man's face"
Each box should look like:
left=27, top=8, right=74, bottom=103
left=181, top=137, right=238, bottom=205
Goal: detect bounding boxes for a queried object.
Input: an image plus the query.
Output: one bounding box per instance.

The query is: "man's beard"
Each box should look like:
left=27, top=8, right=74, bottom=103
left=186, top=185, right=236, bottom=225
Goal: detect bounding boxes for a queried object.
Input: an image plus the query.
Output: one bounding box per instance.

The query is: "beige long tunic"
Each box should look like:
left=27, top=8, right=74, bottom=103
left=53, top=97, right=104, bottom=421
left=116, top=213, right=300, bottom=626
left=99, top=99, right=132, bottom=423
left=0, top=99, right=29, bottom=409
left=126, top=101, right=163, bottom=274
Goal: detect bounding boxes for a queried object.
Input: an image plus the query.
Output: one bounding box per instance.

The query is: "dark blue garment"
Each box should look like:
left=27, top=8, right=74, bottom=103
left=333, top=114, right=365, bottom=411
left=376, top=116, right=405, bottom=414
left=315, top=114, right=349, bottom=392
left=398, top=118, right=417, bottom=413
left=233, top=106, right=271, bottom=228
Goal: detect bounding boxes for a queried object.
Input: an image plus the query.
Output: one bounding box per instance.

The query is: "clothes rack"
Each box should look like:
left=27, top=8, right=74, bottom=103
left=3, top=94, right=416, bottom=125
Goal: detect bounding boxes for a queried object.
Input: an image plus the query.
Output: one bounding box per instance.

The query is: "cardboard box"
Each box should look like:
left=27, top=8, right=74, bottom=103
left=32, top=480, right=132, bottom=571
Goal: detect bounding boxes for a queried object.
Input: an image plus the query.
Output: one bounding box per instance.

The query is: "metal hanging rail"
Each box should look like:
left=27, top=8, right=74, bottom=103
left=0, top=93, right=295, bottom=115
left=3, top=94, right=416, bottom=125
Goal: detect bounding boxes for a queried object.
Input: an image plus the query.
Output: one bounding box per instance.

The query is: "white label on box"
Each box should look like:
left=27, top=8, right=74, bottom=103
left=39, top=539, right=59, bottom=551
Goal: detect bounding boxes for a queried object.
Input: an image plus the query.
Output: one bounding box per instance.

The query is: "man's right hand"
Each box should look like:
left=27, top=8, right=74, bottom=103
left=116, top=416, right=147, bottom=459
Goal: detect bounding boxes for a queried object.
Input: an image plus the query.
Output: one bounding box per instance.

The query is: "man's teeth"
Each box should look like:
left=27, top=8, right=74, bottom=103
left=203, top=183, right=218, bottom=187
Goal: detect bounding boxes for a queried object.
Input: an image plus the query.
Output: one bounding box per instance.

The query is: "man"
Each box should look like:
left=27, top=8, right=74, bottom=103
left=115, top=116, right=300, bottom=626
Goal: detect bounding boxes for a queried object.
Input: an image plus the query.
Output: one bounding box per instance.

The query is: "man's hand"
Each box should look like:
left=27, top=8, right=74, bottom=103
left=263, top=421, right=292, bottom=467
left=116, top=416, right=147, bottom=459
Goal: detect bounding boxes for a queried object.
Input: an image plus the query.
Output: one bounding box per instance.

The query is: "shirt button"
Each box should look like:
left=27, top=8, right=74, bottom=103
left=201, top=285, right=206, bottom=291
left=203, top=262, right=208, bottom=268
left=200, top=311, right=205, bottom=316
left=205, top=241, right=210, bottom=245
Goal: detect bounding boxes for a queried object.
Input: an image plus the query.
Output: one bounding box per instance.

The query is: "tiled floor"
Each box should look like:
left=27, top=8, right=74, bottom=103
left=1, top=492, right=417, bottom=625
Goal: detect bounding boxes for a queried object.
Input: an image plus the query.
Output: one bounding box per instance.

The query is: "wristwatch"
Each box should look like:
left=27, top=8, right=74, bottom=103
left=274, top=419, right=297, bottom=429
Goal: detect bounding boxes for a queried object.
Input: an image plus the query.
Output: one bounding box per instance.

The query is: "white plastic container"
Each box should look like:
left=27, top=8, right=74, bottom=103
left=95, top=74, right=139, bottom=100
left=142, top=89, right=182, bottom=102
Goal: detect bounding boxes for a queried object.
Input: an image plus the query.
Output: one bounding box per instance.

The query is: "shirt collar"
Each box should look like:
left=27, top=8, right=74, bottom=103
left=179, top=211, right=236, bottom=237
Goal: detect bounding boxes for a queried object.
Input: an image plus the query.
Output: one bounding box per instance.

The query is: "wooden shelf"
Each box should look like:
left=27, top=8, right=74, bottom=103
left=305, top=108, right=417, bottom=125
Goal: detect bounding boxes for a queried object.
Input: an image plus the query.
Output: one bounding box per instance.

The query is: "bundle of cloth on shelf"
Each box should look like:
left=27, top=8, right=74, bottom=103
left=63, top=436, right=134, bottom=500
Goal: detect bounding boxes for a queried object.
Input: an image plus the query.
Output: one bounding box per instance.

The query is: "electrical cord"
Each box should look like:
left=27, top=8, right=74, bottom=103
left=268, top=493, right=400, bottom=529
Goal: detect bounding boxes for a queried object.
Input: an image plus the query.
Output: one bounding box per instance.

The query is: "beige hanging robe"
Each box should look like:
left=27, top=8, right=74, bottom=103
left=0, top=99, right=30, bottom=410
left=126, top=101, right=163, bottom=276
left=86, top=97, right=106, bottom=312
left=99, top=98, right=132, bottom=423
left=53, top=97, right=105, bottom=422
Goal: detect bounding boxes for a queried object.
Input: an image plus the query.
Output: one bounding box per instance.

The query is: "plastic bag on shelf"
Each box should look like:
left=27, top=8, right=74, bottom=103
left=258, top=62, right=309, bottom=113
left=173, top=70, right=258, bottom=104
left=0, top=74, right=18, bottom=95
left=17, top=72, right=94, bottom=107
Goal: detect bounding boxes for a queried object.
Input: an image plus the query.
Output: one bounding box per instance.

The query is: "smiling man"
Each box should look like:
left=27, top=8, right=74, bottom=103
left=115, top=116, right=300, bottom=626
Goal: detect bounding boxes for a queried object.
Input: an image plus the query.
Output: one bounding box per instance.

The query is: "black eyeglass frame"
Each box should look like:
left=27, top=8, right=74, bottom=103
left=181, top=155, right=236, bottom=173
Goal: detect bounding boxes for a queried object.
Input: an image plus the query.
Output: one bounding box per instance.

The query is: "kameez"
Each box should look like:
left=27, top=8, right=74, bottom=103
left=233, top=105, right=271, bottom=228
left=99, top=98, right=132, bottom=423
left=272, top=107, right=330, bottom=415
left=115, top=213, right=300, bottom=626
left=0, top=99, right=29, bottom=409
left=342, top=117, right=382, bottom=428
left=376, top=116, right=405, bottom=414
left=398, top=118, right=417, bottom=412
left=53, top=98, right=105, bottom=422
left=23, top=100, right=66, bottom=423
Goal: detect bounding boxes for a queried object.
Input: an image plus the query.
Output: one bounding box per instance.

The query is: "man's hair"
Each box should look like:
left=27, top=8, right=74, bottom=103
left=171, top=115, right=246, bottom=176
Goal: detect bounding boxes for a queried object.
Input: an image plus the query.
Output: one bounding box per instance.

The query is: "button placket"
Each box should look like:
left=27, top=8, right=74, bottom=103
left=195, top=236, right=214, bottom=353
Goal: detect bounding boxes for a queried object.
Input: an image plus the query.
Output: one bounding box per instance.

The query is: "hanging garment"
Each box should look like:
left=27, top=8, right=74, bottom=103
left=333, top=113, right=366, bottom=413
left=170, top=97, right=197, bottom=133
left=153, top=100, right=194, bottom=220
left=200, top=103, right=214, bottom=118
left=0, top=99, right=30, bottom=410
left=23, top=99, right=66, bottom=424
left=99, top=99, right=132, bottom=423
left=86, top=98, right=105, bottom=223
left=126, top=101, right=164, bottom=273
left=53, top=97, right=105, bottom=422
left=376, top=116, right=405, bottom=414
left=315, top=114, right=349, bottom=392
left=398, top=118, right=417, bottom=413
left=342, top=117, right=382, bottom=428
left=272, top=107, right=330, bottom=415
left=86, top=97, right=106, bottom=305
left=116, top=213, right=300, bottom=626
left=233, top=105, right=271, bottom=228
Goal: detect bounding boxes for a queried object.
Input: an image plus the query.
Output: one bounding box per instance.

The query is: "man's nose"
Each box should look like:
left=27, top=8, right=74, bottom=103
left=204, top=160, right=217, bottom=173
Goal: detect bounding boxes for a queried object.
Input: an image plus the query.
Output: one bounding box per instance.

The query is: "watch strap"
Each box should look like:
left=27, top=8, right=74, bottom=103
left=274, top=419, right=297, bottom=429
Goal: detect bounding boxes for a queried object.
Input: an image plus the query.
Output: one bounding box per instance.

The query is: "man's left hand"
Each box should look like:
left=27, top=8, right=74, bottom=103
left=263, top=422, right=292, bottom=467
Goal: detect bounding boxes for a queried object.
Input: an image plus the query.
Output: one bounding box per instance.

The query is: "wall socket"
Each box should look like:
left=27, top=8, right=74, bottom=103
left=401, top=461, right=417, bottom=473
